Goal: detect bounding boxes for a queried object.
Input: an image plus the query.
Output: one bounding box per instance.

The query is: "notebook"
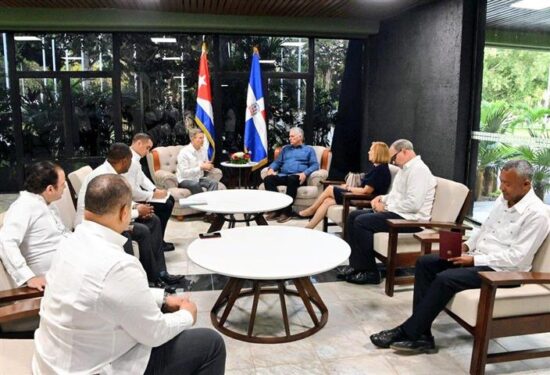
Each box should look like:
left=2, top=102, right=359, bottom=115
left=439, top=230, right=462, bottom=259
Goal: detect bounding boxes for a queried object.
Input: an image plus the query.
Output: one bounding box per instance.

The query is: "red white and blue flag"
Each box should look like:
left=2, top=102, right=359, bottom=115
left=195, top=43, right=215, bottom=160
left=244, top=47, right=268, bottom=169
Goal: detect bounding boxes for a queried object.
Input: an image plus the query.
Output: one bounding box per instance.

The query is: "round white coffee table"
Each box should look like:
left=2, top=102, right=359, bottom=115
left=220, top=161, right=257, bottom=189
left=180, top=189, right=292, bottom=232
left=188, top=226, right=351, bottom=343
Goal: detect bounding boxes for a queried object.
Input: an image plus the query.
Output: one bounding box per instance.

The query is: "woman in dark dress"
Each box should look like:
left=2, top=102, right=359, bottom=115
left=298, top=142, right=392, bottom=229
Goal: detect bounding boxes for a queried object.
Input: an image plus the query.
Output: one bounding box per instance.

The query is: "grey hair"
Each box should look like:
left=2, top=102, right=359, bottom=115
left=85, top=174, right=133, bottom=216
left=188, top=127, right=204, bottom=139
left=390, top=139, right=414, bottom=152
left=289, top=126, right=304, bottom=139
left=502, top=160, right=534, bottom=181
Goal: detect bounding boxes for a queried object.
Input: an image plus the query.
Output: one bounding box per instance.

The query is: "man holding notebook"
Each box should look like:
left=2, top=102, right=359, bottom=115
left=370, top=159, right=549, bottom=354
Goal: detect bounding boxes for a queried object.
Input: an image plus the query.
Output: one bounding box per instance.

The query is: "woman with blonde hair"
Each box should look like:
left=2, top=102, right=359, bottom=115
left=298, top=141, right=392, bottom=229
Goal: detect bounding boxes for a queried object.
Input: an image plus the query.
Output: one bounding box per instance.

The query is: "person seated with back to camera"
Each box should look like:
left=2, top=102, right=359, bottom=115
left=263, top=126, right=319, bottom=224
left=298, top=141, right=392, bottom=229
left=0, top=161, right=70, bottom=291
left=33, top=174, right=226, bottom=374
left=370, top=159, right=550, bottom=354
left=337, top=139, right=437, bottom=285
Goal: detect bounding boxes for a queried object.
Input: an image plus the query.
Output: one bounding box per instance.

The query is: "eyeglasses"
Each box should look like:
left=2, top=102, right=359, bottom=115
left=390, top=150, right=401, bottom=164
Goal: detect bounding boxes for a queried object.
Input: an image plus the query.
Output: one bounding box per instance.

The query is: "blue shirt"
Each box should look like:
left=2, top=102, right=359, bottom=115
left=269, top=145, right=319, bottom=176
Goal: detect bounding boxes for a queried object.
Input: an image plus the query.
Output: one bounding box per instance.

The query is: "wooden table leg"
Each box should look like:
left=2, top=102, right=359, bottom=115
left=207, top=214, right=226, bottom=233
left=277, top=282, right=291, bottom=337
left=255, top=214, right=268, bottom=226
left=248, top=281, right=261, bottom=337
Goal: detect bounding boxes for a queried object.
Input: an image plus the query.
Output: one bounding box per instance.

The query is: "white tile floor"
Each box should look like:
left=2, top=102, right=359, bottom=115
left=161, top=216, right=550, bottom=375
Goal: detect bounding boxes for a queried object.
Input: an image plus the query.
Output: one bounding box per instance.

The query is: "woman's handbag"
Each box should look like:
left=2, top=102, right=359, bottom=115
left=344, top=172, right=363, bottom=188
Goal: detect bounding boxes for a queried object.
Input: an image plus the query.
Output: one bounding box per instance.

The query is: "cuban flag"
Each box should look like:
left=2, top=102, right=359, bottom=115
left=195, top=43, right=215, bottom=160
left=244, top=47, right=268, bottom=169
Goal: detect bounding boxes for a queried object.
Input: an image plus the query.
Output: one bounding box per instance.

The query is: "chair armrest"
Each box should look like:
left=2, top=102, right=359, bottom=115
left=154, top=170, right=179, bottom=189
left=479, top=272, right=550, bottom=287
left=386, top=219, right=472, bottom=231
left=0, top=297, right=41, bottom=324
left=206, top=168, right=223, bottom=182
left=308, top=169, right=328, bottom=187
left=322, top=180, right=345, bottom=187
left=0, top=287, right=43, bottom=303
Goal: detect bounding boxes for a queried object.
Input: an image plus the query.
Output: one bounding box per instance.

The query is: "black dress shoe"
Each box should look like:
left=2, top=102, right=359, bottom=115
left=390, top=335, right=438, bottom=354
left=162, top=242, right=175, bottom=252
left=276, top=213, right=292, bottom=223
left=336, top=265, right=358, bottom=280
left=149, top=279, right=167, bottom=288
left=346, top=271, right=381, bottom=285
left=159, top=271, right=185, bottom=285
left=370, top=327, right=407, bottom=348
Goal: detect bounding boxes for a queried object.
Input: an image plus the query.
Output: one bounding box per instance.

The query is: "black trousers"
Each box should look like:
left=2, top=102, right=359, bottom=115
left=123, top=214, right=167, bottom=281
left=145, top=195, right=175, bottom=241
left=263, top=174, right=304, bottom=215
left=346, top=209, right=421, bottom=272
left=401, top=254, right=493, bottom=339
left=144, top=328, right=226, bottom=375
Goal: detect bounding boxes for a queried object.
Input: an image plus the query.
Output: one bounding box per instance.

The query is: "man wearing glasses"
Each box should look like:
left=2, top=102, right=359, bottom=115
left=338, top=139, right=437, bottom=284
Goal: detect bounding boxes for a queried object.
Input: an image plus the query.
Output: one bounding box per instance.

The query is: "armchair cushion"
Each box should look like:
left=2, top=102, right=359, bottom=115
left=446, top=284, right=550, bottom=327
left=373, top=230, right=438, bottom=257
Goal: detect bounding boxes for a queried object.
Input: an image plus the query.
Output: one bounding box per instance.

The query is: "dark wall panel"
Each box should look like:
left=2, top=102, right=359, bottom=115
left=363, top=0, right=477, bottom=182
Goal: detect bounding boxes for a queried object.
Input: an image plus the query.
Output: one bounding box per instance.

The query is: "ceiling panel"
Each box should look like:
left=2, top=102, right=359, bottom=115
left=487, top=0, right=550, bottom=32
left=0, top=0, right=427, bottom=21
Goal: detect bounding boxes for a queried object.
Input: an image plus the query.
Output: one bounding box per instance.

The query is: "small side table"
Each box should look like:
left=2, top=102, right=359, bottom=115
left=220, top=161, right=257, bottom=189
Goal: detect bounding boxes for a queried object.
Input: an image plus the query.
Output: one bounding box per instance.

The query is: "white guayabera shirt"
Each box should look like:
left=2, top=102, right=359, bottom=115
left=381, top=156, right=437, bottom=221
left=122, top=148, right=158, bottom=202
left=33, top=220, right=193, bottom=374
left=176, top=143, right=208, bottom=183
left=465, top=189, right=550, bottom=272
left=0, top=191, right=70, bottom=286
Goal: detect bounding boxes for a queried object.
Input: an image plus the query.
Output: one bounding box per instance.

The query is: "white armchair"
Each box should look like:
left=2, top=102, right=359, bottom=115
left=146, top=145, right=226, bottom=219
left=259, top=145, right=332, bottom=212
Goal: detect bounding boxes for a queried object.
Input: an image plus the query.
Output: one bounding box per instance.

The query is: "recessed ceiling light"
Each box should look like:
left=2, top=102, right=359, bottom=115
left=511, top=0, right=550, bottom=10
left=162, top=56, right=182, bottom=61
left=150, top=37, right=177, bottom=44
left=14, top=36, right=41, bottom=41
left=259, top=60, right=276, bottom=65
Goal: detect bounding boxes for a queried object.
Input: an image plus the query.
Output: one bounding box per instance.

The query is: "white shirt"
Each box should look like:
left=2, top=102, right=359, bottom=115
left=75, top=161, right=139, bottom=227
left=381, top=156, right=437, bottom=221
left=176, top=143, right=208, bottom=183
left=32, top=220, right=193, bottom=375
left=465, top=189, right=550, bottom=272
left=0, top=191, right=70, bottom=286
left=122, top=148, right=157, bottom=202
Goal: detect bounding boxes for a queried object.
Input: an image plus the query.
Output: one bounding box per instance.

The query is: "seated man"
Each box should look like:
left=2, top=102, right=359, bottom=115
left=75, top=143, right=183, bottom=286
left=0, top=161, right=70, bottom=291
left=176, top=128, right=219, bottom=194
left=370, top=160, right=550, bottom=354
left=33, top=174, right=226, bottom=374
left=123, top=132, right=176, bottom=252
left=339, top=139, right=437, bottom=284
left=263, top=127, right=319, bottom=223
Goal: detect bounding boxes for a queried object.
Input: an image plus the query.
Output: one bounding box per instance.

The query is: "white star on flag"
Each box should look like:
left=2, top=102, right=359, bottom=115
left=198, top=75, right=207, bottom=88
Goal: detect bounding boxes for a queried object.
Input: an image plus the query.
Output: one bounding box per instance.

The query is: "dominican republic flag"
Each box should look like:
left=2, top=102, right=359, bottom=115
left=195, top=43, right=215, bottom=160
left=244, top=47, right=268, bottom=169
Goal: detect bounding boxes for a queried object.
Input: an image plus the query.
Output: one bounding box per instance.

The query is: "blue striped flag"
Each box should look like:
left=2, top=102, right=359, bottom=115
left=244, top=48, right=268, bottom=169
left=195, top=43, right=215, bottom=160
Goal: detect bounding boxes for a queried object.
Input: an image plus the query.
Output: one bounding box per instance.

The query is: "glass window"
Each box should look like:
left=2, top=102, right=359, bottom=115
left=0, top=32, right=17, bottom=191
left=71, top=78, right=114, bottom=157
left=219, top=36, right=308, bottom=73
left=20, top=78, right=63, bottom=159
left=313, top=39, right=347, bottom=147
left=120, top=33, right=212, bottom=145
left=220, top=78, right=248, bottom=160
left=472, top=39, right=550, bottom=220
left=267, top=78, right=306, bottom=150
left=15, top=33, right=112, bottom=72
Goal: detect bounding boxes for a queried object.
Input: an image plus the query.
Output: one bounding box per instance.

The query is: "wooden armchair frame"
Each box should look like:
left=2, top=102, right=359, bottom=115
left=0, top=286, right=42, bottom=338
left=445, top=271, right=550, bottom=375
left=321, top=180, right=373, bottom=239
left=375, top=190, right=472, bottom=296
